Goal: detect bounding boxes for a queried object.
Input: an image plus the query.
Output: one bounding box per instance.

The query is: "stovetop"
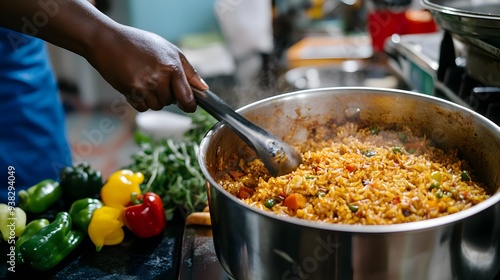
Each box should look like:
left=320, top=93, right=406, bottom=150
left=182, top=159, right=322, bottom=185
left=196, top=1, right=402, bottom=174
left=385, top=31, right=500, bottom=125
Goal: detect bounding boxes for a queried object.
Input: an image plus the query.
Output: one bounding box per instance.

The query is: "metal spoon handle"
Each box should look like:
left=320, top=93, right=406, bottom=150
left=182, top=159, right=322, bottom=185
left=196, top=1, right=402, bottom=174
left=191, top=87, right=272, bottom=148
left=191, top=87, right=301, bottom=176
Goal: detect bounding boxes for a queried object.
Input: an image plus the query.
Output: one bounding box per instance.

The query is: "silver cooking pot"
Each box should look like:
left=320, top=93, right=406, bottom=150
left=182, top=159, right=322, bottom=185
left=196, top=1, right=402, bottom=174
left=421, top=0, right=500, bottom=47
left=198, top=87, right=500, bottom=280
left=420, top=0, right=500, bottom=86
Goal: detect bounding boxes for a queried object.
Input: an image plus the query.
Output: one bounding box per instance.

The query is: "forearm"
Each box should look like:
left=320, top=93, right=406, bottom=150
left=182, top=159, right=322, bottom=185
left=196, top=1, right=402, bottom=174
left=0, top=0, right=118, bottom=57
left=0, top=0, right=207, bottom=113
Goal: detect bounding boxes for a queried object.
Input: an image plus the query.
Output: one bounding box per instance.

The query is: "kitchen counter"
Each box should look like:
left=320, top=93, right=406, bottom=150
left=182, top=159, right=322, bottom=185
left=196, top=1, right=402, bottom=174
left=177, top=226, right=229, bottom=280
left=4, top=196, right=498, bottom=279
left=285, top=35, right=373, bottom=69
left=0, top=209, right=224, bottom=280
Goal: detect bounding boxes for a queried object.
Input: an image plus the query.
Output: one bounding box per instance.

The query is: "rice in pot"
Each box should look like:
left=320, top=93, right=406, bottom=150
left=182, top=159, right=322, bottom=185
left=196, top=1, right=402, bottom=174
left=218, top=122, right=490, bottom=225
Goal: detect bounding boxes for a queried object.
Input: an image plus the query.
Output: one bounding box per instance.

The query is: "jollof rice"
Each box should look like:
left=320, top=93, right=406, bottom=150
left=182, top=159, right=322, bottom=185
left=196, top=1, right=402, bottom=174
left=219, top=122, right=490, bottom=225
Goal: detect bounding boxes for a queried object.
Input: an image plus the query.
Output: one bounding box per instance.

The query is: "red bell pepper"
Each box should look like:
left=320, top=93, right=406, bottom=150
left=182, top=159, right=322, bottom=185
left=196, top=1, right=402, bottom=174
left=123, top=192, right=166, bottom=238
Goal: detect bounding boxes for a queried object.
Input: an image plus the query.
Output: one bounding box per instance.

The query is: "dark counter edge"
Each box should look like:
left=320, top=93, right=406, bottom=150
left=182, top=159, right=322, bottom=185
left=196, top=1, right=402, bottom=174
left=1, top=208, right=186, bottom=280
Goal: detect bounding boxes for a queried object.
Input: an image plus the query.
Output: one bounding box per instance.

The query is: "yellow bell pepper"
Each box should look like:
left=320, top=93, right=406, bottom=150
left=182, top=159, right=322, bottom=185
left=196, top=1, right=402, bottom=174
left=100, top=169, right=144, bottom=209
left=88, top=206, right=124, bottom=252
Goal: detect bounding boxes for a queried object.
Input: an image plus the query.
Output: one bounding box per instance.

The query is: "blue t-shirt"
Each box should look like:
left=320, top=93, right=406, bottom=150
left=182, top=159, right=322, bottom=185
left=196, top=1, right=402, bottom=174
left=0, top=28, right=72, bottom=205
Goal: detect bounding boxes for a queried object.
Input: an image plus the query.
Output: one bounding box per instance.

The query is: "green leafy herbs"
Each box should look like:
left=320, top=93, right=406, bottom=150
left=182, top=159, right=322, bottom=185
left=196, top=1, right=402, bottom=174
left=127, top=109, right=217, bottom=220
left=183, top=109, right=218, bottom=143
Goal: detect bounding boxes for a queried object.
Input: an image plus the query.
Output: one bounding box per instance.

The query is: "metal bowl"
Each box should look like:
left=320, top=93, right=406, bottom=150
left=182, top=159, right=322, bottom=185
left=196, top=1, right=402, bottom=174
left=198, top=87, right=500, bottom=280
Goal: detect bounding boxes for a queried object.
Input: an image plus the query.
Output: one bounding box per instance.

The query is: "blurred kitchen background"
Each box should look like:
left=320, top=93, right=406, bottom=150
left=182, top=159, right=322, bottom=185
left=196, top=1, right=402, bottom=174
left=52, top=0, right=444, bottom=178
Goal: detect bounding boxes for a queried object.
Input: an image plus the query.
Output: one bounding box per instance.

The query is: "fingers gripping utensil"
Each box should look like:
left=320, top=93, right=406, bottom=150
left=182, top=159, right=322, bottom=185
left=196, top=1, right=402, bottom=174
left=191, top=87, right=302, bottom=177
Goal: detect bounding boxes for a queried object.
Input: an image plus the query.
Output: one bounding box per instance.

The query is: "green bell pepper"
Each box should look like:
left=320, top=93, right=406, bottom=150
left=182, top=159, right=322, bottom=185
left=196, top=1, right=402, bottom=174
left=18, top=179, right=62, bottom=214
left=15, top=218, right=50, bottom=264
left=60, top=162, right=103, bottom=202
left=69, top=198, right=103, bottom=233
left=18, top=212, right=84, bottom=271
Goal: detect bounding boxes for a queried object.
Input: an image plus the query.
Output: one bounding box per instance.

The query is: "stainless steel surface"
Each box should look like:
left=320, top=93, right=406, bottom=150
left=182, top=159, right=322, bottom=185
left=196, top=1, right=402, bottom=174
left=192, top=87, right=302, bottom=177
left=384, top=32, right=442, bottom=96
left=455, top=35, right=500, bottom=87
left=421, top=0, right=500, bottom=46
left=385, top=31, right=500, bottom=124
left=385, top=32, right=473, bottom=106
left=385, top=33, right=441, bottom=77
left=285, top=60, right=399, bottom=90
left=198, top=87, right=500, bottom=280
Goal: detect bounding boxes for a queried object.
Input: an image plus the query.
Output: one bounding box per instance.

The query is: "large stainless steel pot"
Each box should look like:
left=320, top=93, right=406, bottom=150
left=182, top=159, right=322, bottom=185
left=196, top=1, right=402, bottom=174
left=420, top=0, right=500, bottom=35
left=420, top=0, right=500, bottom=86
left=421, top=0, right=500, bottom=47
left=198, top=87, right=500, bottom=280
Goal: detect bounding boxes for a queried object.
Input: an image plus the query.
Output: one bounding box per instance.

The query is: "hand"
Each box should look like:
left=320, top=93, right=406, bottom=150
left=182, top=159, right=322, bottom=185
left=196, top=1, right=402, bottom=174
left=0, top=0, right=208, bottom=113
left=86, top=25, right=208, bottom=113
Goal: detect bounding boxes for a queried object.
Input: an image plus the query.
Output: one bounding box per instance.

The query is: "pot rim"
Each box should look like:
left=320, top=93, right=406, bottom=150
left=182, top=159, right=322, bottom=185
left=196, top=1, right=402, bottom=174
left=421, top=0, right=500, bottom=20
left=199, top=86, right=500, bottom=234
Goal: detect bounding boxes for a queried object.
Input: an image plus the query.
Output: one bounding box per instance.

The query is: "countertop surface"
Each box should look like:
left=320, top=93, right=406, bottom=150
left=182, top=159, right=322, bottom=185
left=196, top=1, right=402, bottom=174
left=0, top=209, right=228, bottom=280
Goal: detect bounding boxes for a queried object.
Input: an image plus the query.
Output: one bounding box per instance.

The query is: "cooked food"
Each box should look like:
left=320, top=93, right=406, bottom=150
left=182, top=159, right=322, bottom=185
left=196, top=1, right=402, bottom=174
left=219, top=121, right=490, bottom=225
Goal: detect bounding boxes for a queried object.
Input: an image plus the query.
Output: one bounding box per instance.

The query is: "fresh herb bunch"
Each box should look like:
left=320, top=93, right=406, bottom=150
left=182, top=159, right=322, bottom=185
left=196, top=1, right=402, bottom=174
left=128, top=109, right=217, bottom=220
